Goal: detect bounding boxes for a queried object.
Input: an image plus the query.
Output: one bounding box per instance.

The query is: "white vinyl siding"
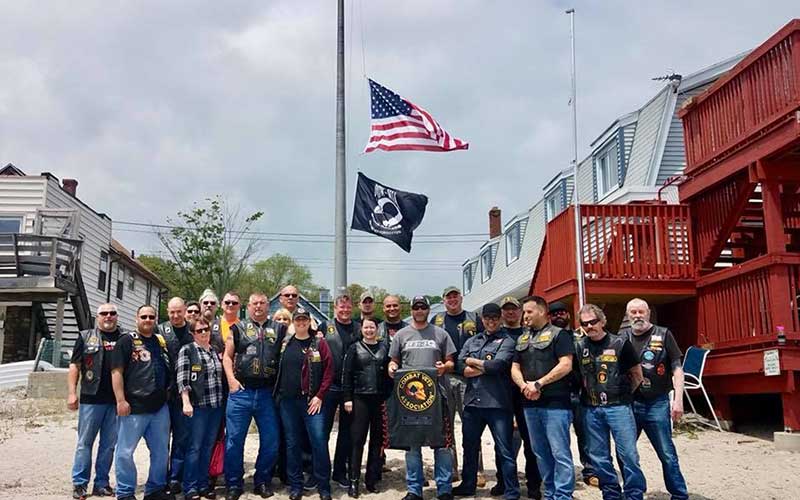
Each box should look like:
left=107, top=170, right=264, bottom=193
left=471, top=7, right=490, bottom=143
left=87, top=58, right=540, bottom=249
left=0, top=177, right=46, bottom=234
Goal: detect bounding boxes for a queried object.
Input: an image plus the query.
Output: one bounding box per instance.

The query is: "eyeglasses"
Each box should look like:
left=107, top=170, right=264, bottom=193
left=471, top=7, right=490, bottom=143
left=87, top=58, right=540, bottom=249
left=411, top=305, right=429, bottom=311
left=224, top=300, right=239, bottom=306
left=579, top=318, right=601, bottom=327
left=483, top=315, right=501, bottom=321
left=282, top=293, right=298, bottom=298
left=139, top=315, right=156, bottom=320
left=202, top=301, right=217, bottom=306
left=186, top=309, right=200, bottom=314
left=193, top=327, right=210, bottom=334
left=98, top=311, right=118, bottom=317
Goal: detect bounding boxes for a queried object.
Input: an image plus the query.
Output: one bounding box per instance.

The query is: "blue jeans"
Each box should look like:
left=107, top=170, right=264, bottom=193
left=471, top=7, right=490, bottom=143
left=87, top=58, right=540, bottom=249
left=462, top=406, right=519, bottom=499
left=405, top=447, right=453, bottom=497
left=524, top=407, right=574, bottom=500
left=280, top=397, right=331, bottom=496
left=168, top=398, right=191, bottom=482
left=572, top=394, right=596, bottom=479
left=71, top=403, right=118, bottom=488
left=584, top=404, right=646, bottom=500
left=115, top=404, right=171, bottom=498
left=633, top=396, right=688, bottom=500
left=183, top=406, right=224, bottom=495
left=225, top=387, right=280, bottom=489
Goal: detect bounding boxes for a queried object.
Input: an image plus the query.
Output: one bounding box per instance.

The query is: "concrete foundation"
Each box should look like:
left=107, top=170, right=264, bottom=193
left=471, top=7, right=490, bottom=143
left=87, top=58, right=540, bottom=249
left=774, top=431, right=800, bottom=452
left=27, top=370, right=68, bottom=399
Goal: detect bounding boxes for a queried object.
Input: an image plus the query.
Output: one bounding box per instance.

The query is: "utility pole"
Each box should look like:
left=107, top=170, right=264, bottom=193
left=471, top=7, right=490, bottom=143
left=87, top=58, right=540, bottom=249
left=334, top=0, right=348, bottom=295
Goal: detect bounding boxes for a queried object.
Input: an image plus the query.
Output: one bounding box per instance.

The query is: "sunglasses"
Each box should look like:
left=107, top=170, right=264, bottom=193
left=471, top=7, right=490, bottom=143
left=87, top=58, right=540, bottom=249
left=579, top=318, right=601, bottom=327
left=193, top=327, right=210, bottom=334
left=98, top=311, right=118, bottom=317
left=282, top=293, right=298, bottom=298
left=202, top=301, right=217, bottom=306
left=186, top=309, right=200, bottom=314
left=483, top=315, right=501, bottom=321
left=411, top=305, right=429, bottom=311
left=224, top=300, right=239, bottom=306
left=139, top=315, right=156, bottom=320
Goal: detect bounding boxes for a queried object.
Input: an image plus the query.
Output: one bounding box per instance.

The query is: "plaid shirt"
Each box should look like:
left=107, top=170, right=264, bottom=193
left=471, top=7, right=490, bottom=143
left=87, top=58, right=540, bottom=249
left=176, top=342, right=224, bottom=408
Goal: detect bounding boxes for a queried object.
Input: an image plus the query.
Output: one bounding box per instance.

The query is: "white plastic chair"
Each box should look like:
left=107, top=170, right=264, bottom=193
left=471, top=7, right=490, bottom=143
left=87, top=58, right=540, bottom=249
left=682, top=346, right=723, bottom=431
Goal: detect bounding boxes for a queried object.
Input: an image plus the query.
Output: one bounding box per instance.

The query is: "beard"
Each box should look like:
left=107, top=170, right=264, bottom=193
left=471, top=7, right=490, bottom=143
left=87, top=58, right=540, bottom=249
left=551, top=317, right=570, bottom=329
left=631, top=318, right=649, bottom=333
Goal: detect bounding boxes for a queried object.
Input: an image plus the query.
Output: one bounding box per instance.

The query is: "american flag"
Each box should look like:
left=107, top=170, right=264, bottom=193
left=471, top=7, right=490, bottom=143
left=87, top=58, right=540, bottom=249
left=364, top=79, right=469, bottom=153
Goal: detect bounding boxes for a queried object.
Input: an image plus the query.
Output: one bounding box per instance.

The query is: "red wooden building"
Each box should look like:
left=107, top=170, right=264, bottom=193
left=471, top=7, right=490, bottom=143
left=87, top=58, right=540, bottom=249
left=531, top=19, right=800, bottom=429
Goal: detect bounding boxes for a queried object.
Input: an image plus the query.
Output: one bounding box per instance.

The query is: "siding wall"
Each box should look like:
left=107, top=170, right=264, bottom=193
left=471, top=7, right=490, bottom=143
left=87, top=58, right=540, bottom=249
left=0, top=177, right=47, bottom=233
left=576, top=157, right=594, bottom=204
left=43, top=177, right=112, bottom=318
left=109, top=261, right=161, bottom=331
left=656, top=83, right=712, bottom=185
left=624, top=88, right=670, bottom=187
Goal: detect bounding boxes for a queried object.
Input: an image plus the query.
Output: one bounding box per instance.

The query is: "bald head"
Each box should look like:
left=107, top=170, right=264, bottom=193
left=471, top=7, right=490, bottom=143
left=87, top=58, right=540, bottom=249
left=279, top=285, right=300, bottom=311
left=167, top=297, right=187, bottom=327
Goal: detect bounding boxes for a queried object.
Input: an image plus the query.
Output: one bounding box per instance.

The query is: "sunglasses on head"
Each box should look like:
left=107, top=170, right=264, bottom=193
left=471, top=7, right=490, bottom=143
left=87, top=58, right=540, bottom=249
left=224, top=300, right=239, bottom=306
left=579, top=318, right=601, bottom=327
left=193, top=327, right=210, bottom=334
left=98, top=311, right=117, bottom=317
left=282, top=293, right=298, bottom=298
left=139, top=314, right=156, bottom=320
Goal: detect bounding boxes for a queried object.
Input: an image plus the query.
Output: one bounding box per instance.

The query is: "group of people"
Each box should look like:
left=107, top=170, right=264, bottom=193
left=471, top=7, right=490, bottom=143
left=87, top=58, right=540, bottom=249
left=67, top=284, right=688, bottom=500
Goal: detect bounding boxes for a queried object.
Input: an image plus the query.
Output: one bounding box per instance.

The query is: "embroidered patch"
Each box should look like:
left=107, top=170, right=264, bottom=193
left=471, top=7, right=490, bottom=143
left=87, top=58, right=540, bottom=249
left=85, top=371, right=94, bottom=381
left=643, top=350, right=655, bottom=361
left=657, top=363, right=666, bottom=376
left=598, top=371, right=608, bottom=384
left=599, top=354, right=617, bottom=362
left=191, top=364, right=202, bottom=372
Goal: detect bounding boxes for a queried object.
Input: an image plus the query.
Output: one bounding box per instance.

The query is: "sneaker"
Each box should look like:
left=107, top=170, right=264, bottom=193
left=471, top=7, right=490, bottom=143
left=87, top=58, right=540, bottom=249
left=254, top=483, right=274, bottom=498
left=72, top=485, right=88, bottom=500
left=168, top=480, right=182, bottom=495
left=225, top=488, right=243, bottom=500
left=402, top=494, right=423, bottom=500
left=452, top=484, right=476, bottom=497
left=200, top=489, right=217, bottom=499
left=303, top=476, right=318, bottom=491
left=92, top=485, right=115, bottom=497
left=476, top=473, right=487, bottom=488
left=489, top=483, right=505, bottom=497
left=333, top=475, right=350, bottom=489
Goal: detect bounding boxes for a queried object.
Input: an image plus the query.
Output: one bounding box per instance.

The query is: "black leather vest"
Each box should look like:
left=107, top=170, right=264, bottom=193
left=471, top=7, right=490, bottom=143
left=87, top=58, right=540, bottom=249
left=124, top=332, right=172, bottom=399
left=233, top=319, right=283, bottom=381
left=78, top=328, right=117, bottom=395
left=515, top=324, right=571, bottom=400
left=347, top=340, right=389, bottom=395
left=619, top=326, right=672, bottom=399
left=377, top=320, right=407, bottom=343
left=276, top=334, right=324, bottom=398
left=184, top=343, right=221, bottom=405
left=578, top=333, right=632, bottom=406
left=322, top=319, right=360, bottom=385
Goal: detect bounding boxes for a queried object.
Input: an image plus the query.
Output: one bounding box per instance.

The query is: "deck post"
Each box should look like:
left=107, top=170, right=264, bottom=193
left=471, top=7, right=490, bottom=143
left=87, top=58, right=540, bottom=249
left=761, top=176, right=794, bottom=333
left=52, top=297, right=65, bottom=367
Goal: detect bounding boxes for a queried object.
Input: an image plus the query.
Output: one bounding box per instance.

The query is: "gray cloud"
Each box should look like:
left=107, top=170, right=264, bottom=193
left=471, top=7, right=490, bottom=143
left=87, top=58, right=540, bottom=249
left=0, top=1, right=796, bottom=296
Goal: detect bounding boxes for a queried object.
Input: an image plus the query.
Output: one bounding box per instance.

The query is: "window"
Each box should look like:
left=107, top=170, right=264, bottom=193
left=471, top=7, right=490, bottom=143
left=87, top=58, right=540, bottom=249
left=128, top=271, right=135, bottom=292
left=463, top=260, right=478, bottom=294
left=481, top=246, right=496, bottom=283
left=545, top=193, right=560, bottom=222
left=116, top=266, right=124, bottom=300
left=98, top=251, right=108, bottom=291
left=146, top=282, right=153, bottom=305
left=0, top=216, right=22, bottom=233
left=595, top=142, right=619, bottom=197
left=505, top=223, right=521, bottom=264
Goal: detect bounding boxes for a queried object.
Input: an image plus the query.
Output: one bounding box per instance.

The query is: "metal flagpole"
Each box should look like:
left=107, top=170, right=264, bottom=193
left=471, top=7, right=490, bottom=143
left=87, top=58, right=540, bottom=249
left=334, top=0, right=348, bottom=295
left=566, top=8, right=586, bottom=307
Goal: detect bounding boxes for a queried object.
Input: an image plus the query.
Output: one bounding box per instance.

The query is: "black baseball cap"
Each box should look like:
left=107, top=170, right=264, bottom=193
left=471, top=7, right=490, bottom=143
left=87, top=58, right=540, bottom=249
left=549, top=301, right=568, bottom=314
left=481, top=303, right=501, bottom=317
left=411, top=296, right=430, bottom=308
left=293, top=307, right=311, bottom=319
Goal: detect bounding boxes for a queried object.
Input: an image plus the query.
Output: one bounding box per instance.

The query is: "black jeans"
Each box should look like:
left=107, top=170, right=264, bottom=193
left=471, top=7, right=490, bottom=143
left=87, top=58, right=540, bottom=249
left=323, top=389, right=352, bottom=480
left=349, top=394, right=385, bottom=485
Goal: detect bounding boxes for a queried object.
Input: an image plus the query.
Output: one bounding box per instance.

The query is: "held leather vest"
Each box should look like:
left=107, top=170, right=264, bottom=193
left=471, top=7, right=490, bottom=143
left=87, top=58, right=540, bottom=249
left=276, top=334, right=324, bottom=398
left=348, top=340, right=389, bottom=395
left=387, top=367, right=446, bottom=449
left=578, top=333, right=632, bottom=407
left=233, top=320, right=282, bottom=381
left=619, top=326, right=672, bottom=399
left=185, top=343, right=221, bottom=405
left=515, top=324, right=571, bottom=400
left=124, top=332, right=171, bottom=399
left=79, top=328, right=111, bottom=395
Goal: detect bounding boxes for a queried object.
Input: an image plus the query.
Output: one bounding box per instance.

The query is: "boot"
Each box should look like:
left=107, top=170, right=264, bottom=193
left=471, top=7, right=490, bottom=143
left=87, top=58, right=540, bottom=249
left=348, top=479, right=360, bottom=498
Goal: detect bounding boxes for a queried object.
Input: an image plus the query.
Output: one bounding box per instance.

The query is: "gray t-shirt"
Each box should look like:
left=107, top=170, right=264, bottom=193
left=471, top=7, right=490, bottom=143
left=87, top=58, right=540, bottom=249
left=389, top=323, right=457, bottom=369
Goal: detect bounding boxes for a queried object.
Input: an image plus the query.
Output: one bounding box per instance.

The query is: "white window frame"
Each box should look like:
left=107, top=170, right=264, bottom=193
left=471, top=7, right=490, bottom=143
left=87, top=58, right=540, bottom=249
left=480, top=247, right=495, bottom=283
left=505, top=222, right=521, bottom=265
left=595, top=141, right=620, bottom=198
left=0, top=215, right=23, bottom=234
left=545, top=193, right=560, bottom=222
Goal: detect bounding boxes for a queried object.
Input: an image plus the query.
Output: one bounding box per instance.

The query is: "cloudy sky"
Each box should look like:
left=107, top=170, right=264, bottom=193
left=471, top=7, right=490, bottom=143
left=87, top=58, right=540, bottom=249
left=1, top=1, right=797, bottom=297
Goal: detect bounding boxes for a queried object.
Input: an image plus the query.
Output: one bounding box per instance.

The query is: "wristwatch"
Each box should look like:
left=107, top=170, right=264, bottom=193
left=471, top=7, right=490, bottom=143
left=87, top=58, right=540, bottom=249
left=533, top=380, right=542, bottom=391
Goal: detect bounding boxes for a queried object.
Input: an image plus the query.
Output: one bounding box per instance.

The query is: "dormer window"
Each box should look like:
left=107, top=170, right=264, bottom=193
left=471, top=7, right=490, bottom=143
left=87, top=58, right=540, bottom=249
left=595, top=141, right=620, bottom=198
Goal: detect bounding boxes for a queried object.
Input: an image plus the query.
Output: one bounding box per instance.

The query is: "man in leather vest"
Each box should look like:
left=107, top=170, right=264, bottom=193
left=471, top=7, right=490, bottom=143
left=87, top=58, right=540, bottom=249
left=359, top=291, right=381, bottom=324
left=222, top=292, right=287, bottom=500
left=278, top=284, right=319, bottom=331
left=199, top=289, right=219, bottom=323
left=432, top=286, right=484, bottom=484
left=619, top=298, right=688, bottom=500
left=377, top=294, right=407, bottom=343
left=511, top=296, right=574, bottom=500
left=111, top=304, right=173, bottom=500
left=318, top=294, right=361, bottom=488
left=211, top=291, right=242, bottom=353
left=68, top=303, right=122, bottom=500
left=576, top=304, right=646, bottom=500
left=388, top=295, right=456, bottom=500
left=452, top=303, right=519, bottom=500
left=548, top=301, right=597, bottom=487
left=158, top=297, right=193, bottom=495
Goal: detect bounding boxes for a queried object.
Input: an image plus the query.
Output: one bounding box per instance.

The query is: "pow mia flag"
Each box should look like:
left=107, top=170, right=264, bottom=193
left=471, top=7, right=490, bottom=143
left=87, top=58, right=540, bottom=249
left=351, top=172, right=428, bottom=253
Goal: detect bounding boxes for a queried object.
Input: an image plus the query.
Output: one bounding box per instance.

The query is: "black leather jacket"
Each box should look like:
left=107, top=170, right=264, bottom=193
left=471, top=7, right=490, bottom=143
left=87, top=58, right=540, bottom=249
left=341, top=339, right=390, bottom=400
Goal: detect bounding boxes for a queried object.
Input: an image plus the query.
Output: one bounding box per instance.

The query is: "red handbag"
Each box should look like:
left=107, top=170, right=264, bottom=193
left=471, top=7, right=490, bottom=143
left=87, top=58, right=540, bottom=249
left=208, top=427, right=225, bottom=477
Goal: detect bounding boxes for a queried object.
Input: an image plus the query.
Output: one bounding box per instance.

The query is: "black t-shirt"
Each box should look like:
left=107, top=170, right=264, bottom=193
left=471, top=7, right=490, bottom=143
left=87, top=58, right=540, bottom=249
left=515, top=329, right=575, bottom=409
left=335, top=319, right=356, bottom=347
left=71, top=329, right=121, bottom=405
left=443, top=311, right=485, bottom=352
left=627, top=326, right=683, bottom=370
left=280, top=337, right=313, bottom=398
left=172, top=323, right=192, bottom=347
left=111, top=333, right=169, bottom=414
left=503, top=326, right=525, bottom=341
left=382, top=320, right=407, bottom=339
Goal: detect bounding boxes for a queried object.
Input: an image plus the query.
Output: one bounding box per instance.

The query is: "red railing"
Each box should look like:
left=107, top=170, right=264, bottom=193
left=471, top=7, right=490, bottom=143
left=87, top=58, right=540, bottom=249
left=680, top=19, right=800, bottom=174
left=696, top=253, right=800, bottom=346
left=533, top=204, right=695, bottom=295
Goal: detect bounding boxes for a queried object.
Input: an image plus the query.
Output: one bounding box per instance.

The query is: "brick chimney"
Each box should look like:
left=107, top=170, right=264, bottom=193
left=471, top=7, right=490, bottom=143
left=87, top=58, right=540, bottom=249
left=489, top=206, right=502, bottom=239
left=62, top=178, right=78, bottom=197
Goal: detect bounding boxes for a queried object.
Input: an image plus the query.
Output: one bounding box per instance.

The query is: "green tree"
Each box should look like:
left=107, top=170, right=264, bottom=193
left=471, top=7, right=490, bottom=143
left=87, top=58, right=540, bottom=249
left=137, top=254, right=180, bottom=317
left=244, top=254, right=320, bottom=299
left=156, top=196, right=263, bottom=301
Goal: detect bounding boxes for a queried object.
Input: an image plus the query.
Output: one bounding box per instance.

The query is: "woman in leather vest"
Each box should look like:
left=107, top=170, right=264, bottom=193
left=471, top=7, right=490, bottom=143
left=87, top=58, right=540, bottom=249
left=342, top=317, right=390, bottom=497
left=176, top=318, right=225, bottom=500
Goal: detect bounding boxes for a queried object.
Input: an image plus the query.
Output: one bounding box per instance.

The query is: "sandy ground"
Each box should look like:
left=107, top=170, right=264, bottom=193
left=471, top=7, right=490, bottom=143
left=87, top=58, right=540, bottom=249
left=1, top=390, right=798, bottom=500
